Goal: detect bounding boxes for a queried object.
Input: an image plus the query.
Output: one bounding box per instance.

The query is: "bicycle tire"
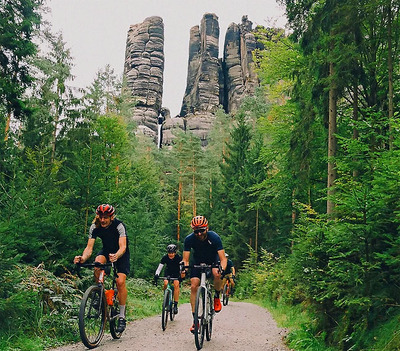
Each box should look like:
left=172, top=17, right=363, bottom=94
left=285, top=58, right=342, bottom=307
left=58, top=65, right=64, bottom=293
left=162, top=289, right=170, bottom=330
left=194, top=286, right=206, bottom=350
left=222, top=282, right=229, bottom=306
left=205, top=291, right=213, bottom=341
left=169, top=299, right=175, bottom=321
left=78, top=285, right=106, bottom=349
left=109, top=290, right=122, bottom=339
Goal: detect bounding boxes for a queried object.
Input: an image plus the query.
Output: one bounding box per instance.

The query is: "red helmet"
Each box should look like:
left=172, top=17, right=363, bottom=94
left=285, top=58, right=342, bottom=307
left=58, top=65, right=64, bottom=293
left=191, top=215, right=208, bottom=229
left=96, top=204, right=115, bottom=216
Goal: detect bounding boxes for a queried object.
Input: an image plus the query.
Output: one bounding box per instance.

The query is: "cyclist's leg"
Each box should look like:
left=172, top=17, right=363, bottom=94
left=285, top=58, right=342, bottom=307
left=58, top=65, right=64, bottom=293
left=94, top=253, right=107, bottom=282
left=163, top=280, right=168, bottom=290
left=173, top=279, right=180, bottom=303
left=190, top=277, right=200, bottom=312
left=115, top=254, right=130, bottom=333
left=116, top=273, right=127, bottom=305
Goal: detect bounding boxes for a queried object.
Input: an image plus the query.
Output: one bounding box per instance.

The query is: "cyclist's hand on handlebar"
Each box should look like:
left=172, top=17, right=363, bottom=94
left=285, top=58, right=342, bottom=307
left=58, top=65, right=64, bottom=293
left=153, top=274, right=159, bottom=285
left=109, top=253, right=118, bottom=262
left=74, top=255, right=84, bottom=264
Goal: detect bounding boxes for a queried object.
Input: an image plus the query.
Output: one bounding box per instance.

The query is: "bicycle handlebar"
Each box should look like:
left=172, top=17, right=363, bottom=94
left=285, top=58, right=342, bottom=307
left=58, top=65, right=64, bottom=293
left=158, top=276, right=181, bottom=281
left=181, top=263, right=224, bottom=276
left=75, top=262, right=118, bottom=279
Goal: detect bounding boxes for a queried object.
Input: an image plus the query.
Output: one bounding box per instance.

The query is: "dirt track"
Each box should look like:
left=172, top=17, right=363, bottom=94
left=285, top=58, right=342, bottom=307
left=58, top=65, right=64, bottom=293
left=49, top=301, right=290, bottom=351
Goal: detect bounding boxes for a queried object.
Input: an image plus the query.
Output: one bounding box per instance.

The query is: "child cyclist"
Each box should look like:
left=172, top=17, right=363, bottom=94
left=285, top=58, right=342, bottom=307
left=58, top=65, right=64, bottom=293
left=154, top=244, right=182, bottom=314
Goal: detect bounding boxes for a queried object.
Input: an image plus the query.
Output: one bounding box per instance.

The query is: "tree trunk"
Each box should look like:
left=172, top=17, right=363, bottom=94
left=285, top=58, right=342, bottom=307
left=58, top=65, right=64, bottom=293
left=352, top=85, right=359, bottom=178
left=4, top=111, right=11, bottom=141
left=327, top=61, right=337, bottom=216
left=387, top=1, right=394, bottom=149
left=51, top=88, right=61, bottom=164
left=255, top=208, right=259, bottom=257
left=177, top=179, right=182, bottom=243
left=84, top=144, right=93, bottom=236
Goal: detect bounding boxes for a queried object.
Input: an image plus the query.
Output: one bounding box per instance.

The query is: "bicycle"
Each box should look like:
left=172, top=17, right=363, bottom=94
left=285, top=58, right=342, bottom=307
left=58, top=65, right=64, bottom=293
left=188, top=263, right=220, bottom=350
left=156, top=276, right=180, bottom=330
left=222, top=275, right=231, bottom=306
left=76, top=262, right=123, bottom=349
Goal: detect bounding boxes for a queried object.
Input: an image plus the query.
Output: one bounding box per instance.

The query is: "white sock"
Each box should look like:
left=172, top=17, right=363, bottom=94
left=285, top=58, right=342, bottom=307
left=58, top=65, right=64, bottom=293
left=119, top=305, right=126, bottom=319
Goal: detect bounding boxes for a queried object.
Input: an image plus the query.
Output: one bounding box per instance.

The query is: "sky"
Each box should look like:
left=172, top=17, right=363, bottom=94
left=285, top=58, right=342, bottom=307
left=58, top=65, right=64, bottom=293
left=44, top=0, right=287, bottom=117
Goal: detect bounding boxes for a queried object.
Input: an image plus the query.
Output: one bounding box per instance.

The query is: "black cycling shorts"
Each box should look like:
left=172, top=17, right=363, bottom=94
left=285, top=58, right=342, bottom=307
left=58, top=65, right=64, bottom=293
left=97, top=249, right=130, bottom=276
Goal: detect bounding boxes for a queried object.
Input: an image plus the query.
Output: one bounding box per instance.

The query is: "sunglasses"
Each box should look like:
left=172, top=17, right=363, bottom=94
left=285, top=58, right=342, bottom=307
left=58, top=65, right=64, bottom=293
left=194, top=228, right=206, bottom=234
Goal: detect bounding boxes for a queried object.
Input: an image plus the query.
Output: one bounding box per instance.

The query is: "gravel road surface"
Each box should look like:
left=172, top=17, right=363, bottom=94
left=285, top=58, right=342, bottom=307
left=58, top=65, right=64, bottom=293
left=49, top=301, right=290, bottom=351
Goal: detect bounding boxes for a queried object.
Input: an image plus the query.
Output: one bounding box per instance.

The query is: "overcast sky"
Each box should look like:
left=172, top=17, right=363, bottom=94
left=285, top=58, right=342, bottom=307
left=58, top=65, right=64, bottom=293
left=44, top=0, right=287, bottom=116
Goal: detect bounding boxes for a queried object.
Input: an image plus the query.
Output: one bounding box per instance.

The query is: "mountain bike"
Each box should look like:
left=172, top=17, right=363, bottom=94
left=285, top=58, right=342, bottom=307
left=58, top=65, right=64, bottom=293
left=156, top=276, right=180, bottom=330
left=190, top=263, right=219, bottom=350
left=222, top=275, right=231, bottom=306
left=76, top=262, right=123, bottom=349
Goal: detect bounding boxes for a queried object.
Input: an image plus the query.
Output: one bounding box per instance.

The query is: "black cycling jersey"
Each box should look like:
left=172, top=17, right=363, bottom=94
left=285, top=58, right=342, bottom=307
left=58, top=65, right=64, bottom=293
left=89, top=218, right=130, bottom=275
left=183, top=230, right=223, bottom=264
left=160, top=253, right=183, bottom=278
left=225, top=259, right=234, bottom=274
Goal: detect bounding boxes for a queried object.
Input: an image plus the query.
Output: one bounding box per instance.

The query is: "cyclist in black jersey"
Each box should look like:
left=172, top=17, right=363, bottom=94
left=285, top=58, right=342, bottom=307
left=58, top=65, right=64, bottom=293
left=74, top=204, right=130, bottom=333
left=154, top=244, right=183, bottom=314
left=182, top=215, right=227, bottom=332
left=222, top=253, right=236, bottom=295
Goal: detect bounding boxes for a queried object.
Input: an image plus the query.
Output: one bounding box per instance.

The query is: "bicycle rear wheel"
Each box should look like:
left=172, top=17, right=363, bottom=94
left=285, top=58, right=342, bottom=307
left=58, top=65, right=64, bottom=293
left=194, top=287, right=206, bottom=350
left=162, top=289, right=171, bottom=330
left=109, top=289, right=122, bottom=339
left=222, top=282, right=230, bottom=306
left=79, top=285, right=106, bottom=349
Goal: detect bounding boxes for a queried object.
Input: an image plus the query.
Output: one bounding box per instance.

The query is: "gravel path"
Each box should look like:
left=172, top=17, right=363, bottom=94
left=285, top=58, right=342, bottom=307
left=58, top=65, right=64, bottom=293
left=49, top=301, right=290, bottom=351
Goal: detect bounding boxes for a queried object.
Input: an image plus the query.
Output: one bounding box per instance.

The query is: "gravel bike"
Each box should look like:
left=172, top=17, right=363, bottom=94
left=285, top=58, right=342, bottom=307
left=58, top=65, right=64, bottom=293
left=156, top=276, right=180, bottom=330
left=76, top=262, right=123, bottom=349
left=191, top=263, right=219, bottom=350
left=222, top=276, right=231, bottom=306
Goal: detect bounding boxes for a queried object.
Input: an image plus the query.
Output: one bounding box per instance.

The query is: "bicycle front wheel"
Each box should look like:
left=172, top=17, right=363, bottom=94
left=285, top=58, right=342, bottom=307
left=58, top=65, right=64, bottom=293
left=222, top=282, right=229, bottom=306
left=78, top=285, right=106, bottom=349
left=194, top=287, right=206, bottom=350
left=110, top=289, right=122, bottom=339
left=206, top=291, right=213, bottom=341
left=162, top=289, right=171, bottom=330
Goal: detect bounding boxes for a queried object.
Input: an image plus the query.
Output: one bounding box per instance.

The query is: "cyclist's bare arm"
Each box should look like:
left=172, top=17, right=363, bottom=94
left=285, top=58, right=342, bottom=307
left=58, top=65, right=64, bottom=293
left=74, top=238, right=95, bottom=264
left=217, top=249, right=227, bottom=271
left=109, top=236, right=127, bottom=262
left=182, top=251, right=190, bottom=268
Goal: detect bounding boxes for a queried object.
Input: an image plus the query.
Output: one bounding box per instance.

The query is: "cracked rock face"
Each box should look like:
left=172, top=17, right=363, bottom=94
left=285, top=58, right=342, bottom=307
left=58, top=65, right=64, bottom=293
left=180, top=13, right=221, bottom=117
left=124, top=16, right=164, bottom=139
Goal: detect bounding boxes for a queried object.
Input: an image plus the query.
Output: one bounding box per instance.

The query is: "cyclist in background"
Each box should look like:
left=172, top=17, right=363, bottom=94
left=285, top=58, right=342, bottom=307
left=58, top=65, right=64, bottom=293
left=154, top=244, right=183, bottom=314
left=223, top=253, right=236, bottom=296
left=73, top=204, right=130, bottom=333
left=182, top=215, right=227, bottom=332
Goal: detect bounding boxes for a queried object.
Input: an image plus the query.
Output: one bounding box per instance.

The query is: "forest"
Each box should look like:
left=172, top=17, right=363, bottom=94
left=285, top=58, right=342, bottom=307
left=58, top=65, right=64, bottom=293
left=1, top=0, right=400, bottom=350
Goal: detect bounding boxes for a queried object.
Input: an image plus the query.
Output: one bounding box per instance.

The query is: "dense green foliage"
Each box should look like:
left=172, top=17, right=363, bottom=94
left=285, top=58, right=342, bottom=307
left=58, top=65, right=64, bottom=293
left=1, top=1, right=400, bottom=350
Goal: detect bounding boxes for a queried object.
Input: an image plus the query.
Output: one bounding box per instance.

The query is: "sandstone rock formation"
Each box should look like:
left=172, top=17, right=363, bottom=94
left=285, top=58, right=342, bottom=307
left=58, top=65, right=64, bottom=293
left=180, top=13, right=221, bottom=117
left=123, top=14, right=261, bottom=147
left=223, top=15, right=258, bottom=113
left=124, top=16, right=164, bottom=140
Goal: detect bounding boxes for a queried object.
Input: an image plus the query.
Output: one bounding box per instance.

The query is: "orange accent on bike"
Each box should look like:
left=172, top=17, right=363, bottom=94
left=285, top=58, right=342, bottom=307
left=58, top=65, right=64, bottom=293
left=105, top=289, right=114, bottom=305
